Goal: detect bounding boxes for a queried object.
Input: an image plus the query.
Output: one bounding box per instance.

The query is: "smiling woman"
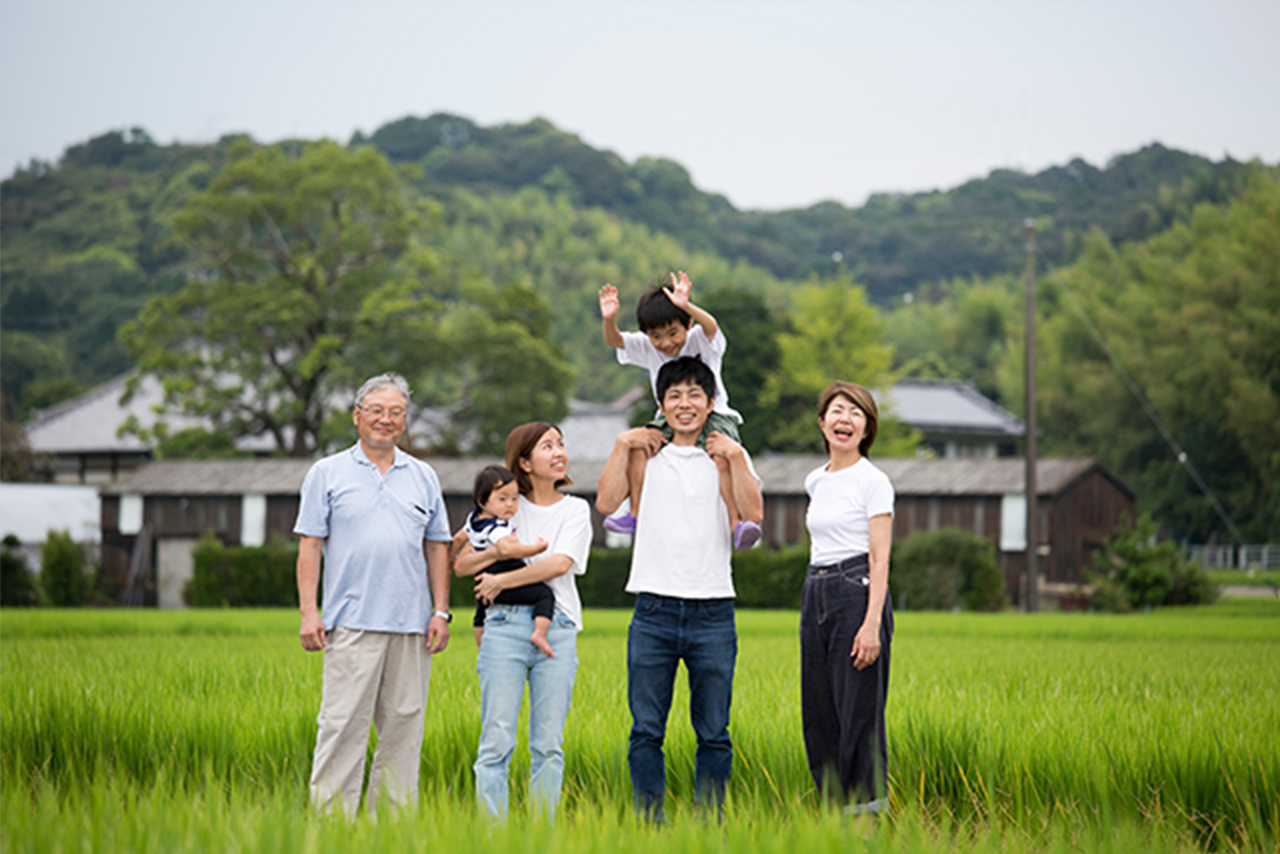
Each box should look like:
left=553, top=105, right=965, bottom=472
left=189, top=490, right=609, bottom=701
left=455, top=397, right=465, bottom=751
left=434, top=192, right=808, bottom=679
left=452, top=421, right=593, bottom=821
left=800, top=380, right=895, bottom=815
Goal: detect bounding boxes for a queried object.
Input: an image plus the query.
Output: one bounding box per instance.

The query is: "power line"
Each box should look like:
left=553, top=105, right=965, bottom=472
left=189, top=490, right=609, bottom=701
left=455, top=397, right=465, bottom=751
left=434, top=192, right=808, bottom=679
left=1042, top=264, right=1246, bottom=545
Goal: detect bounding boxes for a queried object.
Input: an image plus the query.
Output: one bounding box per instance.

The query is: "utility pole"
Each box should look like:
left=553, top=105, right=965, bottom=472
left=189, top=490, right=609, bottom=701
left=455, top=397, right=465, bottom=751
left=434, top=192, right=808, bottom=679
left=1024, top=218, right=1039, bottom=613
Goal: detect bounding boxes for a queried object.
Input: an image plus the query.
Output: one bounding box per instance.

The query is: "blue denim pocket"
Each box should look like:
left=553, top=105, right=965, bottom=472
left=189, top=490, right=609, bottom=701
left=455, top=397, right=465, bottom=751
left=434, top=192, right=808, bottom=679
left=701, top=598, right=735, bottom=623
left=635, top=593, right=662, bottom=617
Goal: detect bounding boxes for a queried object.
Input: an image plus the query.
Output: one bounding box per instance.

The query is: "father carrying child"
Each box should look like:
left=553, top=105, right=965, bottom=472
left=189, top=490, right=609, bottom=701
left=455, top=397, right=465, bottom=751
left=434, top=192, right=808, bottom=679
left=598, top=271, right=762, bottom=549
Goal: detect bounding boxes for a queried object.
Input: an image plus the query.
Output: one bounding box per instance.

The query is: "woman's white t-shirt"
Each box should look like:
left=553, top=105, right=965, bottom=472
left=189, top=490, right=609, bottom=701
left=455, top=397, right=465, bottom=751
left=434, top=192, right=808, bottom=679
left=510, top=493, right=593, bottom=631
left=804, top=458, right=895, bottom=566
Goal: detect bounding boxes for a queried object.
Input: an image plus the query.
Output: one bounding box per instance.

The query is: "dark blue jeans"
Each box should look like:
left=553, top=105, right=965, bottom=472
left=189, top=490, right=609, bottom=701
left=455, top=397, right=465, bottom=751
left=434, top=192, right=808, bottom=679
left=627, top=593, right=737, bottom=819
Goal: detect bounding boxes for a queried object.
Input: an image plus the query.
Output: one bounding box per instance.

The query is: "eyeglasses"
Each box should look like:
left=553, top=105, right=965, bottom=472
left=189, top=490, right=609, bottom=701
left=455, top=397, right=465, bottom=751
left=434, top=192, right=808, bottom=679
left=360, top=405, right=407, bottom=421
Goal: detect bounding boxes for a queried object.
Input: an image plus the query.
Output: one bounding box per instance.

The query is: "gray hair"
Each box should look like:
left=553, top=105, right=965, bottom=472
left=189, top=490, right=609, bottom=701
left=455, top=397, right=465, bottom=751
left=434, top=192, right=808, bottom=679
left=353, top=373, right=411, bottom=408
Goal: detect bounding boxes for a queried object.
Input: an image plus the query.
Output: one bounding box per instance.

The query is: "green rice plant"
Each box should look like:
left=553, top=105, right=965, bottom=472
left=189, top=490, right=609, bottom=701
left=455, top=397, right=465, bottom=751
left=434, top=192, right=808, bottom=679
left=2, top=600, right=1277, bottom=852
left=0, top=773, right=1242, bottom=854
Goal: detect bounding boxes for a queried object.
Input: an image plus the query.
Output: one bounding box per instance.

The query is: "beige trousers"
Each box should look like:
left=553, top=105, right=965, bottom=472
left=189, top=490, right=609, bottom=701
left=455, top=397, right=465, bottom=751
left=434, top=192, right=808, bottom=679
left=309, top=627, right=432, bottom=817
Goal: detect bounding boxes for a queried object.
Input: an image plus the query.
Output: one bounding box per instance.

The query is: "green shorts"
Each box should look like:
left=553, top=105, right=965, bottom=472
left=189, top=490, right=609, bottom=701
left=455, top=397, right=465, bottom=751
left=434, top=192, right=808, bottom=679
left=646, top=410, right=742, bottom=449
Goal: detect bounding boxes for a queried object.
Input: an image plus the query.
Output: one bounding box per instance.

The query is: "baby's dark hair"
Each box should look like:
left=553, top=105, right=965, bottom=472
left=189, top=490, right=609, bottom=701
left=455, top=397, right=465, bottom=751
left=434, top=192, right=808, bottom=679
left=473, top=465, right=517, bottom=508
left=637, top=280, right=692, bottom=332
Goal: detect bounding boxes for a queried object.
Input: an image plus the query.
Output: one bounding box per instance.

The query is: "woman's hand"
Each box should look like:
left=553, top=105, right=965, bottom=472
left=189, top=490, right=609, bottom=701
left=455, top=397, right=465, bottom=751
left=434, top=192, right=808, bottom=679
left=851, top=621, right=881, bottom=670
left=475, top=571, right=506, bottom=605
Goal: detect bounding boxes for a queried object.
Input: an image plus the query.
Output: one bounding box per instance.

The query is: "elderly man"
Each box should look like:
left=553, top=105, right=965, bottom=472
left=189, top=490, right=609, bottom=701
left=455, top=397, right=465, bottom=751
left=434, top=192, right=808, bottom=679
left=295, top=372, right=453, bottom=816
left=596, top=355, right=764, bottom=822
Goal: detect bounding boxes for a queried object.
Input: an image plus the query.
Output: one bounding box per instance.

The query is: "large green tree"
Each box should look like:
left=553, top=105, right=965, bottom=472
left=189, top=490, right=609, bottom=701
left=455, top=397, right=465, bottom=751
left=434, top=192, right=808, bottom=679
left=119, top=140, right=572, bottom=457
left=759, top=277, right=916, bottom=453
left=1032, top=171, right=1280, bottom=541
left=120, top=140, right=432, bottom=455
left=699, top=287, right=783, bottom=453
left=882, top=276, right=1018, bottom=404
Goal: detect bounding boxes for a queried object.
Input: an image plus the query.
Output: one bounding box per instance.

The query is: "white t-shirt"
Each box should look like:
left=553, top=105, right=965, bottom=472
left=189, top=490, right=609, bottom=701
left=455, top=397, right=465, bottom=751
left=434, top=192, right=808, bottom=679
left=626, top=443, right=761, bottom=599
left=617, top=325, right=743, bottom=423
left=805, top=458, right=895, bottom=566
left=510, top=493, right=593, bottom=631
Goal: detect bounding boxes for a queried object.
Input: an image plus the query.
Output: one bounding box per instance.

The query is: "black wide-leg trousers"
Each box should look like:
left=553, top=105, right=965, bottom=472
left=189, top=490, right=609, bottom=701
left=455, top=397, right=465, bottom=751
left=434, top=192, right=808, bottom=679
left=799, top=554, right=893, bottom=808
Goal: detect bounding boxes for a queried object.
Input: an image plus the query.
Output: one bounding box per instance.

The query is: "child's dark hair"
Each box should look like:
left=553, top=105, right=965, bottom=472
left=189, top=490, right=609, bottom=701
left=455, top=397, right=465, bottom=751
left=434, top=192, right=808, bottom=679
left=637, top=280, right=692, bottom=332
left=473, top=465, right=517, bottom=508
left=655, top=356, right=716, bottom=404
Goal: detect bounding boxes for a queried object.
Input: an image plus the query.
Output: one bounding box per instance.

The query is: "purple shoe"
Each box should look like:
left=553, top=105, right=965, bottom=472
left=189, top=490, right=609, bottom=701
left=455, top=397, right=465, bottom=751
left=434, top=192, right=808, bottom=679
left=603, top=512, right=637, bottom=535
left=734, top=520, right=762, bottom=550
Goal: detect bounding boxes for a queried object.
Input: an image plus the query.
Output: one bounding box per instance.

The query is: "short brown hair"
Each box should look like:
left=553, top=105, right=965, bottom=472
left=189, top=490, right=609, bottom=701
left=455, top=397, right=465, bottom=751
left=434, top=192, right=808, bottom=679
left=504, top=422, right=572, bottom=496
left=817, top=381, right=879, bottom=457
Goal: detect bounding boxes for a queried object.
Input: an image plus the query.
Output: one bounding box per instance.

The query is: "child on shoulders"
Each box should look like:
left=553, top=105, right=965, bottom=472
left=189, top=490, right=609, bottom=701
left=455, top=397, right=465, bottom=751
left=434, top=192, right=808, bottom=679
left=598, top=271, right=762, bottom=550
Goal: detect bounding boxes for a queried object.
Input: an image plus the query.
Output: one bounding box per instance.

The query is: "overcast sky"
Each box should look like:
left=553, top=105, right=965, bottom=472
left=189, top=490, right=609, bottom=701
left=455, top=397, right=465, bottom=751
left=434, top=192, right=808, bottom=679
left=2, top=0, right=1277, bottom=211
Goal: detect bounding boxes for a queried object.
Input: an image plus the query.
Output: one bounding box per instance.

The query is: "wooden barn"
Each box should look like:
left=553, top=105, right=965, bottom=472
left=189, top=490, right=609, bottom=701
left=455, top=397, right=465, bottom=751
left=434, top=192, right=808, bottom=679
left=99, top=456, right=612, bottom=607
left=101, top=453, right=1134, bottom=608
left=754, top=455, right=1137, bottom=603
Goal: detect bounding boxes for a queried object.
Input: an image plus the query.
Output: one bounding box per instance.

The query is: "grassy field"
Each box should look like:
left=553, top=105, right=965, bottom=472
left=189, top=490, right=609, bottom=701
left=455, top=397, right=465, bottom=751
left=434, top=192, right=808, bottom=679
left=2, top=600, right=1277, bottom=853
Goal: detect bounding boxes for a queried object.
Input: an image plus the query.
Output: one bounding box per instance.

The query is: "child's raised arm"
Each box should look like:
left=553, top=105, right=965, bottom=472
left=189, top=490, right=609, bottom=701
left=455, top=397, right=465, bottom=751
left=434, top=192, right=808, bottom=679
left=664, top=271, right=719, bottom=342
left=599, top=284, right=625, bottom=349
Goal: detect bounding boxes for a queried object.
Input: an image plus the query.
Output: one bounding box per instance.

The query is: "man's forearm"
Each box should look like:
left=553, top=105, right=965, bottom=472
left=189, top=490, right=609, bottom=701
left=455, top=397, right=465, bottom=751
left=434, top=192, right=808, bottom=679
left=425, top=540, right=451, bottom=612
left=596, top=440, right=632, bottom=514
left=296, top=537, right=323, bottom=613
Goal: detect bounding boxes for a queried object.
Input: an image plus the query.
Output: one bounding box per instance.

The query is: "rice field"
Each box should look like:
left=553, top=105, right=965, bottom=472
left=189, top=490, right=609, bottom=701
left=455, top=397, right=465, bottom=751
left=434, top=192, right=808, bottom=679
left=2, top=599, right=1277, bottom=853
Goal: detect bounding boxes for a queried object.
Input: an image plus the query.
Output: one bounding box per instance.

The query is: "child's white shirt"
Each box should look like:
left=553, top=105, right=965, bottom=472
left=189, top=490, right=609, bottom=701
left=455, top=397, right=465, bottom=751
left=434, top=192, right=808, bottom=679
left=463, top=508, right=515, bottom=552
left=616, top=324, right=742, bottom=423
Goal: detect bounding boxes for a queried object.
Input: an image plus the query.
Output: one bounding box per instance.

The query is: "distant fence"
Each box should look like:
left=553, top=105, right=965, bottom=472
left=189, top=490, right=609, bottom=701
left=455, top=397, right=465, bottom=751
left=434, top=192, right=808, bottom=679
left=1187, top=544, right=1280, bottom=570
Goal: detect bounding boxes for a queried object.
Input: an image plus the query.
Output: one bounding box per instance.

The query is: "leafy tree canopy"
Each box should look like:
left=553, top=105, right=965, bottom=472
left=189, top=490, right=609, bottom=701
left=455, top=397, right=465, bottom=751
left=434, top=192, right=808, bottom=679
left=760, top=276, right=917, bottom=454
left=118, top=139, right=571, bottom=457
left=1031, top=170, right=1280, bottom=541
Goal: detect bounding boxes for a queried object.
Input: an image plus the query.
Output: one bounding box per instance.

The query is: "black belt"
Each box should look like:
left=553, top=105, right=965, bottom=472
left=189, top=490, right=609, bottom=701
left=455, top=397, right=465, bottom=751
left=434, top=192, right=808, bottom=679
left=807, top=553, right=869, bottom=576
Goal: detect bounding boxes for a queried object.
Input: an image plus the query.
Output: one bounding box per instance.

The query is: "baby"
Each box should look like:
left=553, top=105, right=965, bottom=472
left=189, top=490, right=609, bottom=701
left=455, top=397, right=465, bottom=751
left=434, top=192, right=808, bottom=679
left=451, top=465, right=554, bottom=656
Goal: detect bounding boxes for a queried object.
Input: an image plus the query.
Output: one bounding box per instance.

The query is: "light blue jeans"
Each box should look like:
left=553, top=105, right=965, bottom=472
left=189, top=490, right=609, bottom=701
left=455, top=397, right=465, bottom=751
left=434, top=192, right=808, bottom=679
left=473, top=604, right=579, bottom=819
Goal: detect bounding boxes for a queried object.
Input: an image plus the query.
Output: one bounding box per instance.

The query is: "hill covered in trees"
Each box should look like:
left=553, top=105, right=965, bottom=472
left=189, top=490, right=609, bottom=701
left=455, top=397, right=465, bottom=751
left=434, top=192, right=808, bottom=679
left=361, top=114, right=1255, bottom=298
left=3, top=115, right=1276, bottom=542
left=1, top=112, right=1253, bottom=416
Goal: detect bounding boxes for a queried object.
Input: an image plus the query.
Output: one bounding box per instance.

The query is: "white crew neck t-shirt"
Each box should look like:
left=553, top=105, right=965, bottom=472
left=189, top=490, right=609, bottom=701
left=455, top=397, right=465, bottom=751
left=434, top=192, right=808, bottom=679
left=804, top=458, right=895, bottom=566
left=508, top=494, right=592, bottom=631
left=626, top=443, right=760, bottom=599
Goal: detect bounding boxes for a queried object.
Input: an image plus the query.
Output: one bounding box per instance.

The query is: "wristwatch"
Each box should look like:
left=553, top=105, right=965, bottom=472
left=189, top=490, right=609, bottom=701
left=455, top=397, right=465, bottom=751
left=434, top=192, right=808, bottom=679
left=432, top=610, right=453, bottom=624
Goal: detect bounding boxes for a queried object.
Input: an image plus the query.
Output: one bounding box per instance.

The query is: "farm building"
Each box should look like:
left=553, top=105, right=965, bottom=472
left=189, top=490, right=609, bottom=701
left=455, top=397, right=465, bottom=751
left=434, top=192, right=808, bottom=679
left=31, top=375, right=1021, bottom=483
left=754, top=455, right=1136, bottom=603
left=99, top=456, right=606, bottom=607
left=100, top=452, right=1132, bottom=608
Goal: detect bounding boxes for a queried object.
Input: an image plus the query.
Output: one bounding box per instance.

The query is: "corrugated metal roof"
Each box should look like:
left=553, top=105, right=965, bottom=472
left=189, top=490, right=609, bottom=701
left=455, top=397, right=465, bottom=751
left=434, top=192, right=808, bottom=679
left=26, top=374, right=278, bottom=455
left=102, top=454, right=1129, bottom=501
left=884, top=379, right=1025, bottom=437
left=30, top=376, right=1024, bottom=459
left=101, top=458, right=314, bottom=495
left=101, top=454, right=612, bottom=499
left=756, top=454, right=1129, bottom=498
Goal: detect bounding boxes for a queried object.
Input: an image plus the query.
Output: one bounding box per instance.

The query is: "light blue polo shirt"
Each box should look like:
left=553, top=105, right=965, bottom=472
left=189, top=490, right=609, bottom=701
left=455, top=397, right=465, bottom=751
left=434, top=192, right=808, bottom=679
left=294, top=443, right=452, bottom=634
